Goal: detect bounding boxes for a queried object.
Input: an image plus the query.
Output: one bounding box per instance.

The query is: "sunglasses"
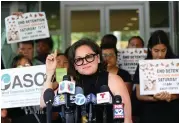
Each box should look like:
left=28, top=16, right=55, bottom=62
left=74, top=53, right=97, bottom=66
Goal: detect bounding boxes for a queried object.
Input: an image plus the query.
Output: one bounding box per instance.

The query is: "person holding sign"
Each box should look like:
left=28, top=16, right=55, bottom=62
left=2, top=12, right=43, bottom=69
left=6, top=54, right=46, bottom=123
left=100, top=44, right=132, bottom=95
left=41, top=38, right=132, bottom=123
left=133, top=30, right=179, bottom=123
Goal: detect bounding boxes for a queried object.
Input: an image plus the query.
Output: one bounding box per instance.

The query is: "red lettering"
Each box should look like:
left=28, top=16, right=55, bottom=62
left=100, top=93, right=105, bottom=98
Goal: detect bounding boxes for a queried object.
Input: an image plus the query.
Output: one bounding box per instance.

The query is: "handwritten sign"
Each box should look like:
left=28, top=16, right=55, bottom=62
left=1, top=65, right=46, bottom=108
left=117, top=48, right=147, bottom=75
left=5, top=12, right=49, bottom=44
left=139, top=59, right=179, bottom=95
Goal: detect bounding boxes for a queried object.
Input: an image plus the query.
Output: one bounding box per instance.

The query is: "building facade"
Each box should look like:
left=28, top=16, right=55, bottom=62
left=1, top=1, right=179, bottom=55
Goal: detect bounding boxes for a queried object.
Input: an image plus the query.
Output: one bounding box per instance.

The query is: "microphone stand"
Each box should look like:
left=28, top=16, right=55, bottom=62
left=61, top=105, right=66, bottom=123
left=46, top=102, right=53, bottom=123
left=75, top=106, right=79, bottom=123
left=65, top=108, right=75, bottom=123
left=88, top=104, right=92, bottom=123
left=65, top=94, right=75, bottom=123
left=103, top=105, right=107, bottom=123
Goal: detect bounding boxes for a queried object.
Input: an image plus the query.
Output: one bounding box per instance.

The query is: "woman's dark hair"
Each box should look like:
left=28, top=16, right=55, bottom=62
left=101, top=34, right=117, bottom=48
left=12, top=54, right=32, bottom=68
left=147, top=30, right=176, bottom=59
left=64, top=46, right=71, bottom=59
left=100, top=44, right=118, bottom=57
left=128, top=36, right=144, bottom=47
left=68, top=38, right=106, bottom=80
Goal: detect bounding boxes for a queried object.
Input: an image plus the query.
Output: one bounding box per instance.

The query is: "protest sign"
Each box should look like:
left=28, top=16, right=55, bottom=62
left=56, top=68, right=67, bottom=83
left=139, top=59, right=179, bottom=95
left=5, top=12, right=49, bottom=44
left=117, top=48, right=147, bottom=75
left=1, top=65, right=46, bottom=108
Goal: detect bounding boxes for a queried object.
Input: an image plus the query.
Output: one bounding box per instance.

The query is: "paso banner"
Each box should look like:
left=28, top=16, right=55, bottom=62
left=5, top=12, right=49, bottom=44
left=139, top=59, right=179, bottom=95
left=1, top=65, right=46, bottom=108
left=117, top=48, right=147, bottom=75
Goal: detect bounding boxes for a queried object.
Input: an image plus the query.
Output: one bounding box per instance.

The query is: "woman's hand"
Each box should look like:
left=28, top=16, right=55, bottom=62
left=46, top=50, right=57, bottom=75
left=12, top=12, right=23, bottom=16
left=153, top=91, right=171, bottom=101
left=1, top=109, right=7, bottom=118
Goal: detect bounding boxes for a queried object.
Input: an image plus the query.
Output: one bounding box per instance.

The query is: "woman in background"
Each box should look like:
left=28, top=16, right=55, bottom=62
left=101, top=44, right=132, bottom=95
left=133, top=30, right=179, bottom=123
left=7, top=54, right=46, bottom=123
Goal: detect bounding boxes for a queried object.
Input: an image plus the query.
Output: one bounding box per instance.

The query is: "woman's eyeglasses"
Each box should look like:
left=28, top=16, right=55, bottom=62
left=102, top=53, right=115, bottom=58
left=74, top=53, right=97, bottom=66
left=17, top=64, right=30, bottom=68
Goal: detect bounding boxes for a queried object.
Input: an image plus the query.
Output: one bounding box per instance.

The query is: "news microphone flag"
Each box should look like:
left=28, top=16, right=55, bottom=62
left=97, top=92, right=112, bottom=104
left=113, top=104, right=124, bottom=119
left=53, top=94, right=65, bottom=106
left=58, top=80, right=75, bottom=94
left=113, top=95, right=125, bottom=120
left=86, top=93, right=97, bottom=104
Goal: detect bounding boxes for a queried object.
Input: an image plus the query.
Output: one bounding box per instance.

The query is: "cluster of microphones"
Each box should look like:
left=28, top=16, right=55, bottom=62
left=43, top=75, right=124, bottom=123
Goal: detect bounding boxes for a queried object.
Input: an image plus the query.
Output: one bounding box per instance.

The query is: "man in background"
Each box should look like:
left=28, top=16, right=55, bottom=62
left=35, top=37, right=54, bottom=63
left=127, top=36, right=144, bottom=48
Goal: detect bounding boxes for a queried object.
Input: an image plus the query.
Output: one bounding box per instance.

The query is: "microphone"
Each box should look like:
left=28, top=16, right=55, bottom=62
left=74, top=87, right=86, bottom=123
left=53, top=94, right=76, bottom=106
left=86, top=93, right=97, bottom=123
left=113, top=95, right=124, bottom=123
left=97, top=85, right=112, bottom=104
left=53, top=94, right=66, bottom=106
left=43, top=88, right=55, bottom=123
left=58, top=75, right=75, bottom=123
left=97, top=85, right=112, bottom=123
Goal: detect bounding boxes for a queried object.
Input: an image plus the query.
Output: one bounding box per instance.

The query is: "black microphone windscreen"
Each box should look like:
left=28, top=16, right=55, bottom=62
left=75, top=86, right=84, bottom=94
left=43, top=88, right=55, bottom=104
left=114, top=95, right=122, bottom=103
left=100, top=85, right=109, bottom=92
left=63, top=75, right=71, bottom=81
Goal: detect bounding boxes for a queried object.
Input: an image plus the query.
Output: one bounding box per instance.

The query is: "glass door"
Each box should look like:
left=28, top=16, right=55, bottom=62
left=105, top=5, right=144, bottom=49
left=65, top=3, right=146, bottom=50
left=66, top=6, right=105, bottom=47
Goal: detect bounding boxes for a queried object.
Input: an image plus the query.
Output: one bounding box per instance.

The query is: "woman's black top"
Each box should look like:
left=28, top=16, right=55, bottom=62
left=117, top=68, right=131, bottom=82
left=133, top=65, right=179, bottom=123
left=79, top=71, right=114, bottom=123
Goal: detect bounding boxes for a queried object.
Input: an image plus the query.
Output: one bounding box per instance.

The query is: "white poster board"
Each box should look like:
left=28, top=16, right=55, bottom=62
left=117, top=48, right=147, bottom=75
left=5, top=12, right=49, bottom=44
left=139, top=59, right=179, bottom=95
left=1, top=65, right=46, bottom=108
